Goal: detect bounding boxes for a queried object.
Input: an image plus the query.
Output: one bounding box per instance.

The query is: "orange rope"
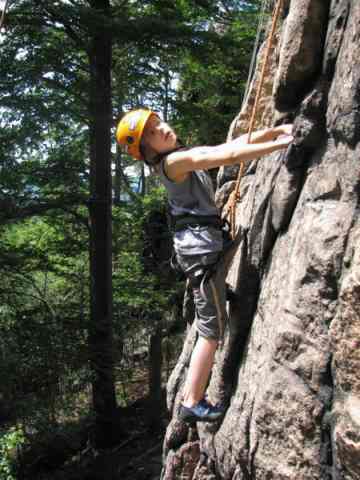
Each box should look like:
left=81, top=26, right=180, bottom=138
left=228, top=0, right=283, bottom=240
left=230, top=161, right=245, bottom=239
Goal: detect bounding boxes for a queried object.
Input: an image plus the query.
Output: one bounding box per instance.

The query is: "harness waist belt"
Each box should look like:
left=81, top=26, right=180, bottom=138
left=173, top=215, right=222, bottom=233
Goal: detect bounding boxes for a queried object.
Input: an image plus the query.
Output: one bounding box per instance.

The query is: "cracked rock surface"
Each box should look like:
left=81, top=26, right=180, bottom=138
left=162, top=1, right=360, bottom=478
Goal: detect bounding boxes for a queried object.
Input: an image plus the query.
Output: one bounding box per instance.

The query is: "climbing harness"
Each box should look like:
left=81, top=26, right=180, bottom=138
left=0, top=0, right=10, bottom=30
left=170, top=211, right=232, bottom=310
left=226, top=0, right=284, bottom=240
left=172, top=214, right=223, bottom=233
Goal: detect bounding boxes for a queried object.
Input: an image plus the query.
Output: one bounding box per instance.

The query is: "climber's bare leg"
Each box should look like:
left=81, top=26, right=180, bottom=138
left=182, top=336, right=218, bottom=407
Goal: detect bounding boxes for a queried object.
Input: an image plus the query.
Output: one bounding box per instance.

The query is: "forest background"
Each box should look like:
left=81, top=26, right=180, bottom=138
left=0, top=0, right=261, bottom=477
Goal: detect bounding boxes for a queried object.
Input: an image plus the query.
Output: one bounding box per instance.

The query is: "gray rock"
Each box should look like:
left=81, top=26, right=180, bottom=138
left=326, top=1, right=360, bottom=147
left=163, top=1, right=360, bottom=478
left=274, top=0, right=330, bottom=111
left=329, top=221, right=360, bottom=479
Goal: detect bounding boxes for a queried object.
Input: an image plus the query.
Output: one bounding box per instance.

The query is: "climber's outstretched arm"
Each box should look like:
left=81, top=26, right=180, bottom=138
left=165, top=132, right=293, bottom=182
left=233, top=124, right=293, bottom=145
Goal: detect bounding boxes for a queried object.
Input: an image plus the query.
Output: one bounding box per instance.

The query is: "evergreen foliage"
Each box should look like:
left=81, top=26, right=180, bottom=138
left=0, top=0, right=261, bottom=468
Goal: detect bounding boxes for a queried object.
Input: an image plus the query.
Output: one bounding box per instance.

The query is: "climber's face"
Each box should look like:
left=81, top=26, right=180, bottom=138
left=142, top=114, right=177, bottom=155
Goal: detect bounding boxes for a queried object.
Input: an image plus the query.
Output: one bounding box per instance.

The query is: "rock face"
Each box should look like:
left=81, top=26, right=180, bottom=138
left=162, top=1, right=360, bottom=479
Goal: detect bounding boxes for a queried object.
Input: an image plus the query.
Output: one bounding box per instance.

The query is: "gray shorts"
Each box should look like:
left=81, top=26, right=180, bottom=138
left=176, top=251, right=227, bottom=341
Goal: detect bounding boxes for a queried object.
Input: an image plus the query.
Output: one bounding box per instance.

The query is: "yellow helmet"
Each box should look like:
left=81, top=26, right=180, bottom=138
left=116, top=109, right=157, bottom=160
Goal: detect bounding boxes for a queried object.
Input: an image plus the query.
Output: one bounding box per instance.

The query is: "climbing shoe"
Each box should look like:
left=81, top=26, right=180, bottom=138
left=179, top=398, right=225, bottom=424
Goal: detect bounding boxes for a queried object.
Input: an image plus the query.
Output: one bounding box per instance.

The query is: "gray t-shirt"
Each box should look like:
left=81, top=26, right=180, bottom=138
left=158, top=156, right=223, bottom=255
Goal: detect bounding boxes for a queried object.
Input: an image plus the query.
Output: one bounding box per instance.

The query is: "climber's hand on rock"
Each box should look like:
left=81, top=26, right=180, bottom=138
left=280, top=124, right=294, bottom=136
left=274, top=133, right=294, bottom=149
left=274, top=124, right=294, bottom=138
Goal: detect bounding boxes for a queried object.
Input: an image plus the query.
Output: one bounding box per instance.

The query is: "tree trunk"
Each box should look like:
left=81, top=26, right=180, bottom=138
left=140, top=162, right=146, bottom=196
left=148, top=322, right=163, bottom=431
left=163, top=65, right=169, bottom=122
left=88, top=0, right=118, bottom=448
left=114, top=144, right=122, bottom=206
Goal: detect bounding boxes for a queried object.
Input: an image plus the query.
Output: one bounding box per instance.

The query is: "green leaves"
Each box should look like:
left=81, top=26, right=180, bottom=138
left=113, top=187, right=172, bottom=315
left=0, top=0, right=261, bottom=440
left=170, top=2, right=261, bottom=145
left=0, top=426, right=25, bottom=480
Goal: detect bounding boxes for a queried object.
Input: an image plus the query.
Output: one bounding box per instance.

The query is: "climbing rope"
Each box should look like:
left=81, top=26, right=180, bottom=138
left=0, top=0, right=10, bottom=30
left=227, top=0, right=284, bottom=240
left=242, top=0, right=270, bottom=112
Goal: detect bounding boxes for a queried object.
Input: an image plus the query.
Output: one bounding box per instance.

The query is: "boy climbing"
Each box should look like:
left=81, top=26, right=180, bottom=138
left=116, top=109, right=293, bottom=423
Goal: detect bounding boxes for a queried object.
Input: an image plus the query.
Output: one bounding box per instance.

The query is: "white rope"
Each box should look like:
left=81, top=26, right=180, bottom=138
left=227, top=0, right=284, bottom=239
left=241, top=0, right=271, bottom=111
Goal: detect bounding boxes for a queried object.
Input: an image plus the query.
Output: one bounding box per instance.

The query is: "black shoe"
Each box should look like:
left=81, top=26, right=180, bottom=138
left=179, top=399, right=225, bottom=424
